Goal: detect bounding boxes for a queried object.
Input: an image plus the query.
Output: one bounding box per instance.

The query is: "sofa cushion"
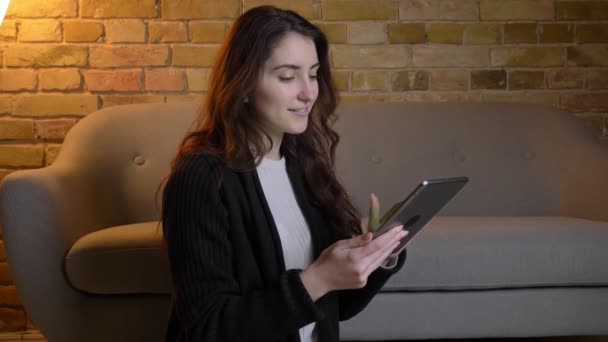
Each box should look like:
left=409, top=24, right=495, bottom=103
left=65, top=216, right=608, bottom=295
left=65, top=222, right=170, bottom=295
left=385, top=216, right=608, bottom=291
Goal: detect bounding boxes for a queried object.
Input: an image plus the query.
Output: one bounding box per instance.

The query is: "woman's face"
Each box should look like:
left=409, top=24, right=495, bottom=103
left=251, top=32, right=320, bottom=143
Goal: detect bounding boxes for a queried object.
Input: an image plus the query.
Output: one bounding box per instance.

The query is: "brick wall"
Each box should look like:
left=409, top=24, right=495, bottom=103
left=0, top=0, right=607, bottom=332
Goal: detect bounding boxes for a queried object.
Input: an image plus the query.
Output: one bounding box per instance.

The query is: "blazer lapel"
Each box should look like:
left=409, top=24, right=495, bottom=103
left=285, top=157, right=332, bottom=260
left=241, top=170, right=285, bottom=282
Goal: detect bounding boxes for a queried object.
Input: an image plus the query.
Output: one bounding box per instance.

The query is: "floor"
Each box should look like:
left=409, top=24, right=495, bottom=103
left=0, top=330, right=606, bottom=342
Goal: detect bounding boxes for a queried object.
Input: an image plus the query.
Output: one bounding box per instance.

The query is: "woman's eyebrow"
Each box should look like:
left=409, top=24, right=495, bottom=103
left=272, top=62, right=320, bottom=71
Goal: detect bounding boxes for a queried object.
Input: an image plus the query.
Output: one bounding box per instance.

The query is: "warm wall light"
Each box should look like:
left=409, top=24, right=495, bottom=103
left=0, top=0, right=10, bottom=25
left=0, top=0, right=9, bottom=26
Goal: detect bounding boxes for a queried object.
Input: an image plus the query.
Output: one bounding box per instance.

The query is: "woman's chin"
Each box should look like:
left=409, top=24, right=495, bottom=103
left=286, top=123, right=309, bottom=135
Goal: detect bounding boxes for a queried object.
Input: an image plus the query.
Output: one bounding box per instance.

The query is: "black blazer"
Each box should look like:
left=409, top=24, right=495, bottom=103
left=162, top=153, right=406, bottom=342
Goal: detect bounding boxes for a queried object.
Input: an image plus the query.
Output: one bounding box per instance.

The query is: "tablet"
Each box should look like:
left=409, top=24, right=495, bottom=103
left=373, top=177, right=468, bottom=254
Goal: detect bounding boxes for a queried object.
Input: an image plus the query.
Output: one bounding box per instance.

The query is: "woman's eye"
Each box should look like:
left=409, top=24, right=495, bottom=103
left=309, top=75, right=318, bottom=80
left=279, top=76, right=294, bottom=82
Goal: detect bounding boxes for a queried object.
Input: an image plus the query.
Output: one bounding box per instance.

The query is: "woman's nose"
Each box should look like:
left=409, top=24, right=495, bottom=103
left=298, top=79, right=316, bottom=102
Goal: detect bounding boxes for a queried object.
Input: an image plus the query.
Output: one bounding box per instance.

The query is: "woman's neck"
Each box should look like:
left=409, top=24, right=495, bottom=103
left=263, top=132, right=283, bottom=161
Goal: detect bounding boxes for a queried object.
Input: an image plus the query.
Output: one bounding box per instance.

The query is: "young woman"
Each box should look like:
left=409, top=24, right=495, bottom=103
left=161, top=6, right=408, bottom=342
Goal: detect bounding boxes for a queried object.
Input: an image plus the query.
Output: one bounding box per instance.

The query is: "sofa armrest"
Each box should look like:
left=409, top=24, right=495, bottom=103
left=0, top=163, right=127, bottom=335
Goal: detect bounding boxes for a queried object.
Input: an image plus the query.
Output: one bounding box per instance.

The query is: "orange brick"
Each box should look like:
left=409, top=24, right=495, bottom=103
left=491, top=47, right=564, bottom=67
left=404, top=92, right=482, bottom=103
left=399, top=0, right=478, bottom=20
left=243, top=0, right=319, bottom=20
left=483, top=92, right=558, bottom=105
left=332, top=46, right=410, bottom=68
left=0, top=96, right=12, bottom=114
left=105, top=20, right=146, bottom=43
left=504, top=23, right=537, bottom=44
left=0, top=145, right=44, bottom=167
left=35, top=119, right=79, bottom=141
left=508, top=71, right=545, bottom=90
left=39, top=69, right=82, bottom=91
left=45, top=144, right=62, bottom=166
left=145, top=69, right=186, bottom=92
left=347, top=23, right=386, bottom=44
left=464, top=24, right=500, bottom=44
left=163, top=0, right=240, bottom=19
left=90, top=46, right=170, bottom=67
left=548, top=69, right=585, bottom=89
left=387, top=23, right=425, bottom=44
left=316, top=23, right=346, bottom=44
left=413, top=46, right=489, bottom=67
left=471, top=70, right=506, bottom=89
left=186, top=69, right=212, bottom=92
left=6, top=0, right=77, bottom=18
left=480, top=0, right=553, bottom=20
left=100, top=95, right=165, bottom=107
left=428, top=24, right=464, bottom=44
left=560, top=93, right=608, bottom=112
left=540, top=24, right=574, bottom=43
left=149, top=22, right=188, bottom=43
left=0, top=307, right=26, bottom=331
left=14, top=95, right=98, bottom=117
left=0, top=70, right=37, bottom=91
left=352, top=71, right=387, bottom=91
left=81, top=0, right=157, bottom=18
left=322, top=0, right=397, bottom=20
left=172, top=46, right=221, bottom=67
left=567, top=46, right=608, bottom=67
left=341, top=94, right=404, bottom=104
left=18, top=20, right=62, bottom=42
left=588, top=69, right=608, bottom=89
left=576, top=24, right=608, bottom=44
left=556, top=1, right=608, bottom=20
left=430, top=70, right=468, bottom=90
left=333, top=71, right=350, bottom=91
left=0, top=286, right=22, bottom=306
left=189, top=22, right=227, bottom=43
left=5, top=45, right=88, bottom=67
left=0, top=119, right=35, bottom=140
left=63, top=21, right=104, bottom=42
left=84, top=70, right=143, bottom=92
left=0, top=21, right=17, bottom=42
left=391, top=70, right=429, bottom=90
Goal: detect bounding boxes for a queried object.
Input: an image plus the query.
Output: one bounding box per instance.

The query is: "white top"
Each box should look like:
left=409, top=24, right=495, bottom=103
left=257, top=156, right=318, bottom=342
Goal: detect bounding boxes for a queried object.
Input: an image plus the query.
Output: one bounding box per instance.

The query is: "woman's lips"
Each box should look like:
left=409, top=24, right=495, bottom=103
left=289, top=107, right=310, bottom=116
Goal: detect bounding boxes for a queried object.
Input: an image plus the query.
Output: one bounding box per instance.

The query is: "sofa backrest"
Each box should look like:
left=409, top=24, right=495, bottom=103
left=53, top=101, right=608, bottom=225
left=333, top=103, right=608, bottom=220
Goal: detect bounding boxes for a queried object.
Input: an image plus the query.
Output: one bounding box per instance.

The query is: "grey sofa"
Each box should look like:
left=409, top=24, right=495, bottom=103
left=1, top=101, right=608, bottom=342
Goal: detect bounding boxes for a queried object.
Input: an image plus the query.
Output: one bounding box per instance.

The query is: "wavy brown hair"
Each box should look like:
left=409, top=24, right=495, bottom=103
left=158, top=6, right=362, bottom=239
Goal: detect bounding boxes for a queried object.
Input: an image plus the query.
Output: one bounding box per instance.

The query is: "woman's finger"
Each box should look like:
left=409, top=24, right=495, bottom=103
left=336, top=232, right=373, bottom=250
left=360, top=230, right=407, bottom=271
left=363, top=240, right=401, bottom=276
left=357, top=225, right=404, bottom=258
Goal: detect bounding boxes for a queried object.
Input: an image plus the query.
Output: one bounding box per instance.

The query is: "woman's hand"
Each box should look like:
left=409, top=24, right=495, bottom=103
left=299, top=225, right=408, bottom=301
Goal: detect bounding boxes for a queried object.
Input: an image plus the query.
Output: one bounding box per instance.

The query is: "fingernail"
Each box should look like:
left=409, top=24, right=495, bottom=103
left=393, top=225, right=404, bottom=231
left=399, top=231, right=409, bottom=238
